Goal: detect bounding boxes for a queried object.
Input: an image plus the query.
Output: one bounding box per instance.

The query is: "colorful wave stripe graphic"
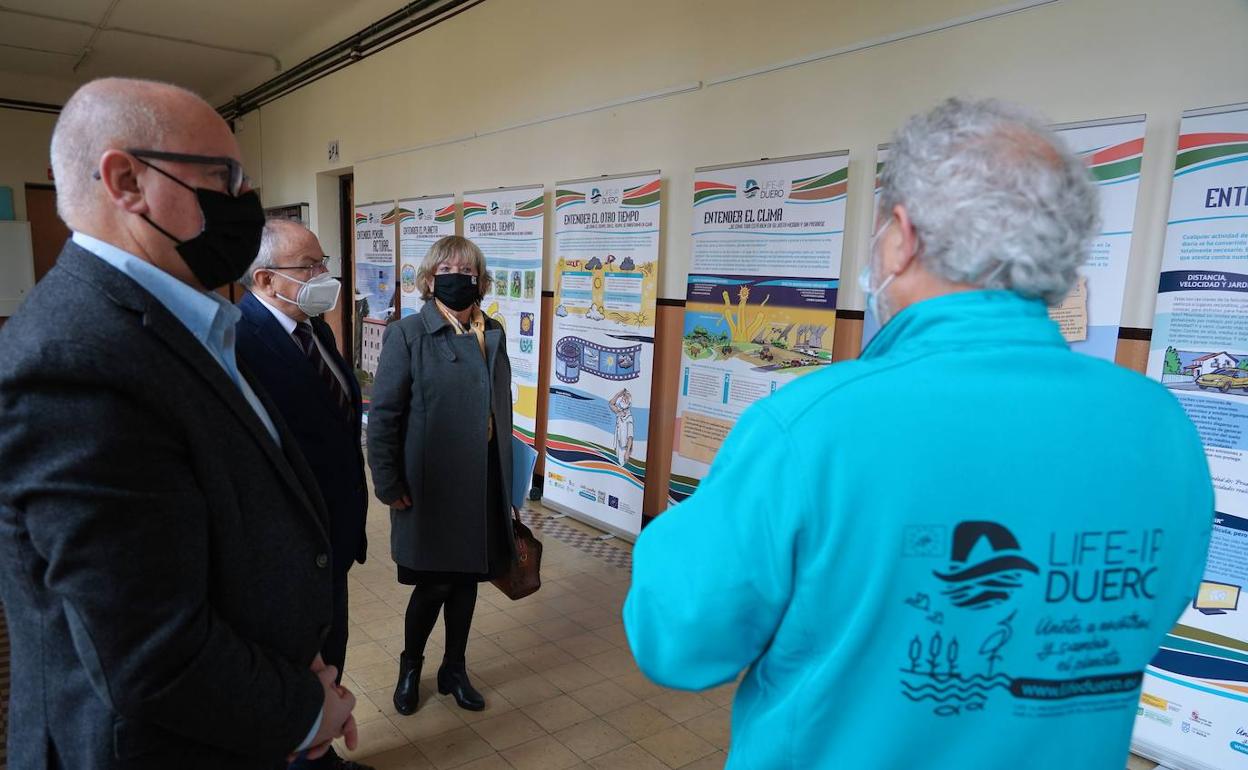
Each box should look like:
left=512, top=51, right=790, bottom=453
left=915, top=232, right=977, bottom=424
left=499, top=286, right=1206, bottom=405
left=693, top=180, right=736, bottom=206
left=555, top=189, right=586, bottom=210
left=1144, top=625, right=1248, bottom=701
left=622, top=179, right=661, bottom=208
left=667, top=473, right=700, bottom=505
left=396, top=206, right=415, bottom=223
left=513, top=425, right=537, bottom=448
left=462, top=200, right=487, bottom=219
left=1175, top=132, right=1248, bottom=175
left=380, top=207, right=401, bottom=225
left=354, top=212, right=368, bottom=226
left=1082, top=138, right=1144, bottom=184
left=514, top=195, right=545, bottom=219
left=546, top=433, right=647, bottom=488
left=789, top=168, right=848, bottom=202
left=434, top=204, right=456, bottom=223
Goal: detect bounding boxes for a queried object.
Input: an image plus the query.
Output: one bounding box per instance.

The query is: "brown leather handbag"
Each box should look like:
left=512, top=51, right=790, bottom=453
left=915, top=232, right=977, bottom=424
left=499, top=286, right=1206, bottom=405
left=492, top=510, right=543, bottom=600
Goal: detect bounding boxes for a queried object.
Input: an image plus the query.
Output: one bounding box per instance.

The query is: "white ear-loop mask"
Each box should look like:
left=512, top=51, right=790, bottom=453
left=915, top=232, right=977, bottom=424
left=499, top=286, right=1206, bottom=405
left=858, top=217, right=900, bottom=327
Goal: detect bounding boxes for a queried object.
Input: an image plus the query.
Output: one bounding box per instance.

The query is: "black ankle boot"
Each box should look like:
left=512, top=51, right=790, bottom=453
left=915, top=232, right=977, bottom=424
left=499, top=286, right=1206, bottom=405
left=393, top=652, right=423, bottom=715
left=437, top=661, right=485, bottom=711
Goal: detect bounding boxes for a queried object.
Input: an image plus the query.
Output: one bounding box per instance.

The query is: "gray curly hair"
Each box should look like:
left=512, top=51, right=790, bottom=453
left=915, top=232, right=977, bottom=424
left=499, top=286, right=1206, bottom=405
left=878, top=97, right=1099, bottom=305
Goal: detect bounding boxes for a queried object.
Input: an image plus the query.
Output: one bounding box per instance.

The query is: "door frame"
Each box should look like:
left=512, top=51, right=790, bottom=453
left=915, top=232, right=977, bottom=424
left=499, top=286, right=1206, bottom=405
left=338, top=173, right=355, bottom=365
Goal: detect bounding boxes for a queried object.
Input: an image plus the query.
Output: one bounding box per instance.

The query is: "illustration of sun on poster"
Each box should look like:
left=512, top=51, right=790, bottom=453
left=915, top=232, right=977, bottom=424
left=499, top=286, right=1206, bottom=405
left=668, top=153, right=847, bottom=506
left=1134, top=102, right=1248, bottom=770
left=1050, top=115, right=1145, bottom=361
left=464, top=185, right=545, bottom=448
left=353, top=201, right=397, bottom=413
left=544, top=171, right=660, bottom=537
left=396, top=193, right=455, bottom=318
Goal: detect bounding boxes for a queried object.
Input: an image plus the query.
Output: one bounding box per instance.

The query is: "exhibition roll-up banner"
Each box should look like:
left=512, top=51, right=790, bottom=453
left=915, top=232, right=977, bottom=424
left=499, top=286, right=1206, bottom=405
left=397, top=193, right=456, bottom=318
left=543, top=171, right=661, bottom=538
left=1052, top=115, right=1146, bottom=361
left=1134, top=102, right=1248, bottom=770
left=354, top=201, right=398, bottom=411
left=667, top=153, right=847, bottom=505
left=464, top=184, right=546, bottom=447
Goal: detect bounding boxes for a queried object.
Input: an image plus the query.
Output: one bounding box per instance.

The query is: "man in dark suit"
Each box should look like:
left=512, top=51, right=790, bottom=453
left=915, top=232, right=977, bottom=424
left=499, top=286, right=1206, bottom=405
left=0, top=78, right=358, bottom=769
left=236, top=219, right=372, bottom=770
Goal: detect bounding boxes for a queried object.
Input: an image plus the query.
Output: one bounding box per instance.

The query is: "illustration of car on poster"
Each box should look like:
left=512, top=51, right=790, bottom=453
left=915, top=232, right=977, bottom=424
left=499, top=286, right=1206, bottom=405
left=1161, top=347, right=1248, bottom=394
left=1197, top=369, right=1248, bottom=394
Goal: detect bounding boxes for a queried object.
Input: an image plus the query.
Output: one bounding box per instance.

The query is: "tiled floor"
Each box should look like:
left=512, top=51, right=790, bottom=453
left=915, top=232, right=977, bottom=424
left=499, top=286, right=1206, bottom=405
left=331, top=493, right=731, bottom=770
left=333, top=489, right=1161, bottom=770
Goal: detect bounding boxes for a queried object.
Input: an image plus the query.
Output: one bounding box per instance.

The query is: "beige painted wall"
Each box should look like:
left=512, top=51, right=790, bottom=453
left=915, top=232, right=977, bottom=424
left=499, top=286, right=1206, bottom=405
left=240, top=0, right=1248, bottom=329
left=0, top=109, right=57, bottom=221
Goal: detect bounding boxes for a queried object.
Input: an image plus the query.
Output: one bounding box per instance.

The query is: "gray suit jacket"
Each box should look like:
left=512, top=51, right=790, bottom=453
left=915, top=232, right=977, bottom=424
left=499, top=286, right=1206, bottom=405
left=0, top=242, right=332, bottom=769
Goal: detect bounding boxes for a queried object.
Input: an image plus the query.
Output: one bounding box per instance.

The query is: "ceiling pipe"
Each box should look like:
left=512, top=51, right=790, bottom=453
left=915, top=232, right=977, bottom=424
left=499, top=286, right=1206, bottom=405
left=216, top=0, right=479, bottom=120
left=0, top=96, right=62, bottom=114
left=0, top=0, right=481, bottom=118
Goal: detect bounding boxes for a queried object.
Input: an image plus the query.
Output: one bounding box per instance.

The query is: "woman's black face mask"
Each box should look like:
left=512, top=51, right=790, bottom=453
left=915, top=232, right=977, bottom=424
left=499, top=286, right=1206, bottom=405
left=434, top=272, right=480, bottom=311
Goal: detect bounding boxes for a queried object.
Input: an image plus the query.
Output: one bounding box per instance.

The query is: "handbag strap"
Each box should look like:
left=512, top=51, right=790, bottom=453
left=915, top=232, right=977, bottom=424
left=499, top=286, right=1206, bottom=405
left=511, top=507, right=530, bottom=562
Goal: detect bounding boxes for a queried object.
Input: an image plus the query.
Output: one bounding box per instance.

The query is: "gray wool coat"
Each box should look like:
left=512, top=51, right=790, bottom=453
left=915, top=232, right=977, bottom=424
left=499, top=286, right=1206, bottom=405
left=367, top=300, right=515, bottom=574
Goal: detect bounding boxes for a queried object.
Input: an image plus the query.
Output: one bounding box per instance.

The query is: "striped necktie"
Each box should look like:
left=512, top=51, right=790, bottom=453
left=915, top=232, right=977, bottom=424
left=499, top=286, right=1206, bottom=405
left=292, top=322, right=352, bottom=423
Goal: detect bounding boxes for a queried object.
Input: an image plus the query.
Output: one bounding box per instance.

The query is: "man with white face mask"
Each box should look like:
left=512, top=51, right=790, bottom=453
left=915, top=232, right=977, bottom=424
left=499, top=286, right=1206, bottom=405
left=237, top=219, right=372, bottom=770
left=626, top=98, right=1214, bottom=769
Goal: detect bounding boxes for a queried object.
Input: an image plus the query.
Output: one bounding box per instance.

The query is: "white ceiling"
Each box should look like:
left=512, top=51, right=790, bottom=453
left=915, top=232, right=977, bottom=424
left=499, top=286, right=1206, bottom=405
left=0, top=0, right=422, bottom=107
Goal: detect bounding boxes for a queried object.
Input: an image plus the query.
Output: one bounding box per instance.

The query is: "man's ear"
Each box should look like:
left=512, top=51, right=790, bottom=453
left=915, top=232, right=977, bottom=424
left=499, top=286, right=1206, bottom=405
left=886, top=203, right=921, bottom=276
left=97, top=149, right=147, bottom=215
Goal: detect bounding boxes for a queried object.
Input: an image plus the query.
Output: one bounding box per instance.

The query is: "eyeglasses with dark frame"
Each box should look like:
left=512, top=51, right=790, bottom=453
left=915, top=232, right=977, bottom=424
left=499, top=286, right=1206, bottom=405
left=124, top=148, right=251, bottom=197
left=267, top=257, right=332, bottom=274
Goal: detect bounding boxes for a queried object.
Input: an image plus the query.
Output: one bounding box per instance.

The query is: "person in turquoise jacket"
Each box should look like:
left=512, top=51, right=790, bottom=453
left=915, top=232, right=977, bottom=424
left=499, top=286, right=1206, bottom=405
left=624, top=98, right=1214, bottom=770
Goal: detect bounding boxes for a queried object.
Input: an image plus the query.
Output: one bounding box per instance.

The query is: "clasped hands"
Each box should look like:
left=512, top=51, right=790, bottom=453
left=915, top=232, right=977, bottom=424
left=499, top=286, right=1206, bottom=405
left=288, top=654, right=359, bottom=763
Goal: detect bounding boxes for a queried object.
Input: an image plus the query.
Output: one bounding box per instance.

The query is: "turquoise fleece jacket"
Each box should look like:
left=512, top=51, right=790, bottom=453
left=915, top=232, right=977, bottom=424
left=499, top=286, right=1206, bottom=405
left=625, top=290, right=1213, bottom=770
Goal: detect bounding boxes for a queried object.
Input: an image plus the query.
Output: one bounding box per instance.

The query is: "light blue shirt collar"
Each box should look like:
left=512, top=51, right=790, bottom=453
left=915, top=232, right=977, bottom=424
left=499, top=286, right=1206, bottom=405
left=72, top=231, right=240, bottom=351
left=72, top=232, right=279, bottom=444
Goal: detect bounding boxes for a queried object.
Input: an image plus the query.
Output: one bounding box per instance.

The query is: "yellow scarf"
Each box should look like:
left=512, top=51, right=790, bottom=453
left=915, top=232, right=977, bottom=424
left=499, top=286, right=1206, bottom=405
left=435, top=300, right=493, bottom=441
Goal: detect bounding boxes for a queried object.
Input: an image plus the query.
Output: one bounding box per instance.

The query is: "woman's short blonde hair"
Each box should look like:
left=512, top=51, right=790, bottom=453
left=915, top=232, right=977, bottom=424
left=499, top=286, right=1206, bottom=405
left=418, top=235, right=492, bottom=301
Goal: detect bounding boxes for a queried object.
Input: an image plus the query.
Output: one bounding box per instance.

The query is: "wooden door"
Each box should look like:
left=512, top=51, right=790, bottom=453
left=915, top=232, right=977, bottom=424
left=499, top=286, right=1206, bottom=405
left=25, top=185, right=70, bottom=282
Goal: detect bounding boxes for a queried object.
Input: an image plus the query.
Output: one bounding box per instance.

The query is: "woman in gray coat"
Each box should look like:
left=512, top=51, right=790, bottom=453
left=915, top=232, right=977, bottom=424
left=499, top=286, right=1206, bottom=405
left=367, top=235, right=515, bottom=716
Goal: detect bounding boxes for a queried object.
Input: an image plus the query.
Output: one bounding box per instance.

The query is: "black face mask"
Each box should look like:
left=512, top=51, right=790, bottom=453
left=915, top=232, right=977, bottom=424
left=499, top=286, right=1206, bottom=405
left=137, top=162, right=264, bottom=290
left=433, top=273, right=480, bottom=311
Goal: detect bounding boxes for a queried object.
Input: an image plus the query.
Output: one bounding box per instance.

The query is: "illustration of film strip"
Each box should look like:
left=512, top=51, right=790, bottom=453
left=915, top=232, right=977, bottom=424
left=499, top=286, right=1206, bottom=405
left=555, top=336, right=642, bottom=383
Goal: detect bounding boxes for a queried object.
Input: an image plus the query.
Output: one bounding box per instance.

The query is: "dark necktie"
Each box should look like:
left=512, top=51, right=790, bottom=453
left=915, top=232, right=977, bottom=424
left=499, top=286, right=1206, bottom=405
left=292, top=322, right=352, bottom=423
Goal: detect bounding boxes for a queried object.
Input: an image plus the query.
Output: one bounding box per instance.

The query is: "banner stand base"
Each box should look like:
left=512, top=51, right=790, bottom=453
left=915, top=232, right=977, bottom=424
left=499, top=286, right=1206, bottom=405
left=1130, top=738, right=1220, bottom=770
left=542, top=499, right=638, bottom=544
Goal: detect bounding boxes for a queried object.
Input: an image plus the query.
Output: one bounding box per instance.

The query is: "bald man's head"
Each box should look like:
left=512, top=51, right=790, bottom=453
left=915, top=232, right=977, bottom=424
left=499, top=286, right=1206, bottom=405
left=50, top=78, right=225, bottom=230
